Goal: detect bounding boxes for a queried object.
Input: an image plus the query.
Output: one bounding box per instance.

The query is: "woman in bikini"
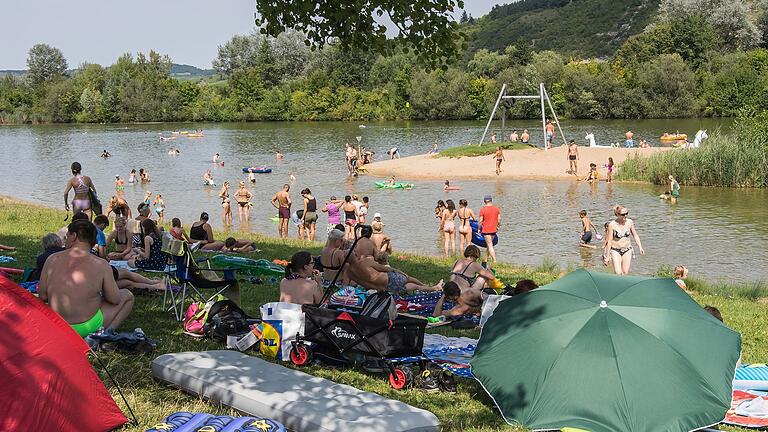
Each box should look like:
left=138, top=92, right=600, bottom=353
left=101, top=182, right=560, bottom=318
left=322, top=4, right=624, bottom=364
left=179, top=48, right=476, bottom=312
left=152, top=194, right=166, bottom=225
left=441, top=199, right=457, bottom=256
left=603, top=205, right=645, bottom=275
left=457, top=199, right=476, bottom=253
left=341, top=195, right=357, bottom=240
left=320, top=229, right=347, bottom=286
left=64, top=162, right=95, bottom=219
left=219, top=182, right=232, bottom=226
left=234, top=181, right=253, bottom=225
left=106, top=195, right=132, bottom=219
left=435, top=200, right=446, bottom=232
left=106, top=216, right=134, bottom=260
left=449, top=244, right=496, bottom=292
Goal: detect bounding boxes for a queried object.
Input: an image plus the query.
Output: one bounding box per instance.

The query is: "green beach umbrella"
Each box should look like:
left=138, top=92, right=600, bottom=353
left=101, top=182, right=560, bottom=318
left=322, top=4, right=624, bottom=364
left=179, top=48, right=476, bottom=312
left=471, top=269, right=741, bottom=432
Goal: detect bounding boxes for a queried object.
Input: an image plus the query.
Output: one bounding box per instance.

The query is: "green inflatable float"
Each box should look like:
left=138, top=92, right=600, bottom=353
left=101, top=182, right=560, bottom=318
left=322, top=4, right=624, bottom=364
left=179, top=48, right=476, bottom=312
left=210, top=255, right=284, bottom=277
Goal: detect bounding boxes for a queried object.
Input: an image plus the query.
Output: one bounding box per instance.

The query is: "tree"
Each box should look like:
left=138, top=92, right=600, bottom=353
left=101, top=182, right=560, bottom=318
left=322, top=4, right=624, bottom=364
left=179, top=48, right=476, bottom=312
left=460, top=11, right=469, bottom=24
left=467, top=49, right=508, bottom=78
left=254, top=0, right=466, bottom=68
left=26, top=44, right=68, bottom=86
left=658, top=0, right=762, bottom=50
left=506, top=38, right=533, bottom=67
left=213, top=34, right=261, bottom=76
left=636, top=54, right=697, bottom=117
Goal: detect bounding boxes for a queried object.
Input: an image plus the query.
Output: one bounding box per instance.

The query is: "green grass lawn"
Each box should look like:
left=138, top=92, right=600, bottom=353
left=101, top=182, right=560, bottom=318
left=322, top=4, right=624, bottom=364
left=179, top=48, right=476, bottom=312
left=0, top=196, right=760, bottom=432
left=437, top=142, right=535, bottom=159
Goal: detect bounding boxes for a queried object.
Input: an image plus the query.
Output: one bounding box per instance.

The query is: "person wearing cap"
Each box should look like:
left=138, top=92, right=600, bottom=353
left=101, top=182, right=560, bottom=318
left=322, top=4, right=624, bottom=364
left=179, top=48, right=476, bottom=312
left=478, top=195, right=500, bottom=266
left=322, top=196, right=344, bottom=234
left=234, top=181, right=253, bottom=225
left=371, top=213, right=391, bottom=254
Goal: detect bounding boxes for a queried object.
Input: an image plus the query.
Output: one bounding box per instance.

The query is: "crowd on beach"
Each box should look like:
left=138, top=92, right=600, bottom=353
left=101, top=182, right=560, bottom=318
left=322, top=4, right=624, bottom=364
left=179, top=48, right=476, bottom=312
left=18, top=121, right=695, bottom=341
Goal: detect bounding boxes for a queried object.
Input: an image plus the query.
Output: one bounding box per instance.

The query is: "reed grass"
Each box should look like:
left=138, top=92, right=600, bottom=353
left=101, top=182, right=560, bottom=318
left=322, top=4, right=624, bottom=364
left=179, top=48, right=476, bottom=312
left=437, top=142, right=533, bottom=158
left=618, top=117, right=768, bottom=187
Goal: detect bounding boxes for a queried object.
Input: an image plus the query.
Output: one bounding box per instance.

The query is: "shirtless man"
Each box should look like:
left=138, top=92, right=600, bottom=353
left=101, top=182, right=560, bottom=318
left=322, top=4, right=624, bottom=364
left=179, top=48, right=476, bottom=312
left=510, top=130, right=519, bottom=142
left=521, top=129, right=530, bottom=144
left=567, top=140, right=579, bottom=175
left=346, top=252, right=442, bottom=295
left=271, top=184, right=292, bottom=239
left=276, top=150, right=284, bottom=160
left=432, top=281, right=482, bottom=317
left=625, top=130, right=635, bottom=148
left=545, top=120, right=555, bottom=149
left=38, top=220, right=134, bottom=337
left=353, top=225, right=378, bottom=259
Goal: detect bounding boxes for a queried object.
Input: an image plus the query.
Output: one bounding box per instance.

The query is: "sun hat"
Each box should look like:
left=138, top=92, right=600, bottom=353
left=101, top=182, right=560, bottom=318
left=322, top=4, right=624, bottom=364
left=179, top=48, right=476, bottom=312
left=374, top=213, right=381, bottom=219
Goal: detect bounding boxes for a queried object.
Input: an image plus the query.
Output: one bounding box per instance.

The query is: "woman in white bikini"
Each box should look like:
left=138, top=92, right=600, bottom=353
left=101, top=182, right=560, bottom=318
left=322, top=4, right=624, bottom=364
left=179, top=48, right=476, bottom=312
left=603, top=205, right=645, bottom=275
left=457, top=199, right=476, bottom=254
left=441, top=199, right=457, bottom=256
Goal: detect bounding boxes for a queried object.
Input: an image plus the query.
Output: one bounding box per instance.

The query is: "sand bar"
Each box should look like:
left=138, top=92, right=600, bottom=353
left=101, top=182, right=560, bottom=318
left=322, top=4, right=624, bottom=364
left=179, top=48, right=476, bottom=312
left=365, top=145, right=673, bottom=181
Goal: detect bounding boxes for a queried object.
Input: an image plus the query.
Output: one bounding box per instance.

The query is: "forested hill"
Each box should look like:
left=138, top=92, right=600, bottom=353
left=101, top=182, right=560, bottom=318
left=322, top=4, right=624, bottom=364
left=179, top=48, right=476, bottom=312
left=467, top=0, right=658, bottom=57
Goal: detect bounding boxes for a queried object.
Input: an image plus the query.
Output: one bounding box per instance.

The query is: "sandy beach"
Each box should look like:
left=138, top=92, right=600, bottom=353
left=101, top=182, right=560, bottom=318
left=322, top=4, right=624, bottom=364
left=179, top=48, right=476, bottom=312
left=365, top=145, right=673, bottom=180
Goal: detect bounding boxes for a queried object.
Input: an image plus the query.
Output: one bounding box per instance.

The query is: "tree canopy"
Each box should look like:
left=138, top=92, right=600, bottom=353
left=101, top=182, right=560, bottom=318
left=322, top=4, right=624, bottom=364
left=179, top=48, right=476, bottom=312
left=26, top=44, right=68, bottom=86
left=253, top=0, right=466, bottom=68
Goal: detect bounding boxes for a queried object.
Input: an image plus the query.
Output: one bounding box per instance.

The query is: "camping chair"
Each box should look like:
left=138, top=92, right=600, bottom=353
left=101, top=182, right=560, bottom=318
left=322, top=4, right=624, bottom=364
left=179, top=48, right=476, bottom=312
left=162, top=237, right=238, bottom=321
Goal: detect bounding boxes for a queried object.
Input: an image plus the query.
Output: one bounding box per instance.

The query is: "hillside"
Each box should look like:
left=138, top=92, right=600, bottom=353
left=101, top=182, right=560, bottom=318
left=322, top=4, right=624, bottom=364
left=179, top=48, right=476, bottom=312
left=468, top=0, right=658, bottom=57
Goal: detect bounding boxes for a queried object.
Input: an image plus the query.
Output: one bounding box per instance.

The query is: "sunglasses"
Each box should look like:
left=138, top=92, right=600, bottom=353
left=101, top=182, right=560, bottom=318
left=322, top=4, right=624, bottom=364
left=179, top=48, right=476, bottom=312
left=619, top=212, right=629, bottom=216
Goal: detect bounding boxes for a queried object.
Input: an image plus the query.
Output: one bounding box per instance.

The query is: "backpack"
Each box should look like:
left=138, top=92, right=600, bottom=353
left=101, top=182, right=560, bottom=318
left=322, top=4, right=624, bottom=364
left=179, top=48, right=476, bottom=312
left=182, top=295, right=226, bottom=336
left=360, top=291, right=397, bottom=320
left=203, top=300, right=253, bottom=342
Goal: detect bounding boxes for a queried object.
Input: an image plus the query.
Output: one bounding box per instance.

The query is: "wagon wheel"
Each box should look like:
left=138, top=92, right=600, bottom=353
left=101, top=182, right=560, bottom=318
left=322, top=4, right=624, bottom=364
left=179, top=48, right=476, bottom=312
left=389, top=366, right=413, bottom=390
left=289, top=344, right=313, bottom=367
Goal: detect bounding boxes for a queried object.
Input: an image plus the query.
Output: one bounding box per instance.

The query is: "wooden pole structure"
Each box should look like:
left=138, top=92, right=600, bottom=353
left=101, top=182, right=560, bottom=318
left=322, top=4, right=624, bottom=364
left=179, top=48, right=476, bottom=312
left=479, top=83, right=506, bottom=146
left=539, top=83, right=547, bottom=150
left=543, top=86, right=568, bottom=146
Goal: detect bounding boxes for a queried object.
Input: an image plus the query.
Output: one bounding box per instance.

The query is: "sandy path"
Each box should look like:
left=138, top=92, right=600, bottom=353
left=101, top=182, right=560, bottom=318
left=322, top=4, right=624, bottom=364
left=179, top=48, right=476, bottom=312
left=364, top=145, right=672, bottom=180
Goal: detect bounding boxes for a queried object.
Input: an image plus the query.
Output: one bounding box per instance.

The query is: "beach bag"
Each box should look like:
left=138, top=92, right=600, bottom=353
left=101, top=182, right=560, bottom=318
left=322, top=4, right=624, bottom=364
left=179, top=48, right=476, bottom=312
left=161, top=234, right=185, bottom=256
left=259, top=302, right=304, bottom=361
left=204, top=300, right=252, bottom=342
left=89, top=188, right=102, bottom=216
left=361, top=291, right=397, bottom=320
left=182, top=295, right=226, bottom=336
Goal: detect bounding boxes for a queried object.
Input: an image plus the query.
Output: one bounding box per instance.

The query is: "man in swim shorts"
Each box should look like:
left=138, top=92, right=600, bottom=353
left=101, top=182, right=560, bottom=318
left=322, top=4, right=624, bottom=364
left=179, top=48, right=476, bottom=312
left=271, top=184, right=292, bottom=239
left=545, top=120, right=555, bottom=149
left=38, top=220, right=134, bottom=337
left=346, top=252, right=443, bottom=294
left=478, top=195, right=500, bottom=266
left=567, top=140, right=579, bottom=175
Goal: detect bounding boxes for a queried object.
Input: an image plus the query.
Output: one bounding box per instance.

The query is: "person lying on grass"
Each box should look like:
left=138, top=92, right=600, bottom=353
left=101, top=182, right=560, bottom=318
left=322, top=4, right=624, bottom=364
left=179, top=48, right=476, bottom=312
left=345, top=248, right=443, bottom=295
left=0, top=244, right=15, bottom=251
left=280, top=251, right=323, bottom=305
left=221, top=237, right=259, bottom=253
left=433, top=281, right=482, bottom=317
left=38, top=220, right=134, bottom=337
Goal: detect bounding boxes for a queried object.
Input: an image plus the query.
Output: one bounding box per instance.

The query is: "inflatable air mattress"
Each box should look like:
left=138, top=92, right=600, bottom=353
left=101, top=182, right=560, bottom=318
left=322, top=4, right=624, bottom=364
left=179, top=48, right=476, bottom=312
left=151, top=350, right=440, bottom=432
left=375, top=181, right=410, bottom=189
left=469, top=220, right=498, bottom=247
left=146, top=412, right=285, bottom=432
left=242, top=167, right=272, bottom=174
left=211, top=255, right=284, bottom=277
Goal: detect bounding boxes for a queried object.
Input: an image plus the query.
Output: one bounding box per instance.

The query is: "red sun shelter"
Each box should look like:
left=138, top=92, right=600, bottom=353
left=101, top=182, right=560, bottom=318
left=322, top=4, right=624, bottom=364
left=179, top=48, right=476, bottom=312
left=0, top=275, right=128, bottom=431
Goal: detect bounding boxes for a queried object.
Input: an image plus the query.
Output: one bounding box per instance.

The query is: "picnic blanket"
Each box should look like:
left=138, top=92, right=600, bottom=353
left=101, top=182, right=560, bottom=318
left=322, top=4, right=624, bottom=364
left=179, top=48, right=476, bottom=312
left=0, top=256, right=16, bottom=264
left=145, top=411, right=285, bottom=432
left=723, top=390, right=768, bottom=428
left=395, top=292, right=480, bottom=325
left=421, top=334, right=477, bottom=379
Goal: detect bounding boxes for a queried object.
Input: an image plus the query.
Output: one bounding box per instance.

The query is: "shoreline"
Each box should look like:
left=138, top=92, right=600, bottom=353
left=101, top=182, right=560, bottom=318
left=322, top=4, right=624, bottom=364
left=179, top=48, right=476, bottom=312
left=364, top=145, right=674, bottom=181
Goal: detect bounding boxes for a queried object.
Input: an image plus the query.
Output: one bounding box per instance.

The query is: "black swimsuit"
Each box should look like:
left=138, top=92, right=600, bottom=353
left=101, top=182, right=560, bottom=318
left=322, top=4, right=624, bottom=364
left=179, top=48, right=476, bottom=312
left=190, top=223, right=208, bottom=242
left=451, top=261, right=476, bottom=285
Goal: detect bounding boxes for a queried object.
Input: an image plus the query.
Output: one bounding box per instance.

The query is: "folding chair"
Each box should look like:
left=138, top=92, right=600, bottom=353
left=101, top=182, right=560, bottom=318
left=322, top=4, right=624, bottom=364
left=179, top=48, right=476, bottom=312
left=162, top=237, right=239, bottom=321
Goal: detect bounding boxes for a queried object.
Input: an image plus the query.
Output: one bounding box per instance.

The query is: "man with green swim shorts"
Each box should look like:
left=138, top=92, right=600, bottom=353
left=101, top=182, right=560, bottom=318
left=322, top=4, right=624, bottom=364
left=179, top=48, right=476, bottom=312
left=38, top=220, right=134, bottom=337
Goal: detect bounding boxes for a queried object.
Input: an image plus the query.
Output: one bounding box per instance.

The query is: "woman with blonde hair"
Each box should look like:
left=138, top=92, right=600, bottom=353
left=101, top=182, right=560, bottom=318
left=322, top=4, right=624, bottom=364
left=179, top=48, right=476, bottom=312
left=219, top=182, right=232, bottom=225
left=603, top=205, right=645, bottom=275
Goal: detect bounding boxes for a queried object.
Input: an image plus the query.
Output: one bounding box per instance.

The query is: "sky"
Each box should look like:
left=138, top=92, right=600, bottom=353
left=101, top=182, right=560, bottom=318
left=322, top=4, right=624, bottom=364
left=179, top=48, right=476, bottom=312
left=0, top=0, right=502, bottom=70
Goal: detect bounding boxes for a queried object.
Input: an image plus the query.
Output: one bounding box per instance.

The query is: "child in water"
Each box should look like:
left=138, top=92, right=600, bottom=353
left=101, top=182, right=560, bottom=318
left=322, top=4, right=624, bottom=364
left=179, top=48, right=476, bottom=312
left=578, top=210, right=598, bottom=249
left=606, top=157, right=614, bottom=183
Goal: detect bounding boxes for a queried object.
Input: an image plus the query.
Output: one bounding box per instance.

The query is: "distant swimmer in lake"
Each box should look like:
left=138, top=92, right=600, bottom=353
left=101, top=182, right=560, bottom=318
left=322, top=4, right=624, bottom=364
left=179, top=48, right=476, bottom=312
left=202, top=170, right=215, bottom=186
left=212, top=153, right=220, bottom=164
left=444, top=180, right=460, bottom=191
left=275, top=150, right=284, bottom=160
left=288, top=171, right=296, bottom=183
left=101, top=149, right=111, bottom=159
left=139, top=168, right=150, bottom=183
left=114, top=175, right=125, bottom=195
left=493, top=146, right=505, bottom=175
left=128, top=169, right=137, bottom=184
left=660, top=175, right=680, bottom=203
left=247, top=169, right=256, bottom=184
left=521, top=129, right=530, bottom=144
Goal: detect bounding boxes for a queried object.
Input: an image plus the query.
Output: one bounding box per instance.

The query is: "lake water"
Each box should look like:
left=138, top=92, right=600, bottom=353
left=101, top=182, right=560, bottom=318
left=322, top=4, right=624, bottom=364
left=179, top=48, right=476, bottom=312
left=1, top=118, right=765, bottom=282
